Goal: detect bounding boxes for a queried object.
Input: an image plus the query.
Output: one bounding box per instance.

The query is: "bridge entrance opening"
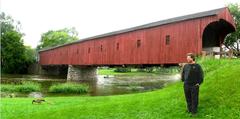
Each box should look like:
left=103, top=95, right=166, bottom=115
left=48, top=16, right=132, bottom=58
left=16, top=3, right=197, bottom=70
left=202, top=19, right=235, bottom=56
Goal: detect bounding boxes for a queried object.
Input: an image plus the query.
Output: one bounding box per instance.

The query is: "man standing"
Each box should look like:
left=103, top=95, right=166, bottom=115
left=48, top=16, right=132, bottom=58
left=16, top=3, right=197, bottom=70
left=181, top=53, right=204, bottom=116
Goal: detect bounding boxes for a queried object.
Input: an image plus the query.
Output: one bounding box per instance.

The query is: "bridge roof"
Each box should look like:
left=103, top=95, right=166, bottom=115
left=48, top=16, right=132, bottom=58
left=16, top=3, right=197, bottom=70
left=39, top=7, right=225, bottom=52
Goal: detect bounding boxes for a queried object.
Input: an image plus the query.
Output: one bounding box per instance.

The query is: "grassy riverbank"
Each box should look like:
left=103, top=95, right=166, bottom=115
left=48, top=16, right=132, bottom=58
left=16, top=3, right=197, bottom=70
left=1, top=58, right=240, bottom=119
left=98, top=67, right=180, bottom=76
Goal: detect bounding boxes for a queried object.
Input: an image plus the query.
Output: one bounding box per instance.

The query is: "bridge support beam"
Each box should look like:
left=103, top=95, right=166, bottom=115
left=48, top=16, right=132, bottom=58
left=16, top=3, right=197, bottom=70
left=67, top=65, right=97, bottom=81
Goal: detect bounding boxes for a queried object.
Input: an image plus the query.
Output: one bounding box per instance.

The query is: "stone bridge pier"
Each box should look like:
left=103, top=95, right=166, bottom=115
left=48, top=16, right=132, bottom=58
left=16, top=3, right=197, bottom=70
left=67, top=65, right=97, bottom=81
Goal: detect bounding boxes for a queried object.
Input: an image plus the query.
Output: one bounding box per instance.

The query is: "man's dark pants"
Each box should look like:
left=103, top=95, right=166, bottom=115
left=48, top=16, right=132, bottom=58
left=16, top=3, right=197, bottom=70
left=184, top=84, right=199, bottom=114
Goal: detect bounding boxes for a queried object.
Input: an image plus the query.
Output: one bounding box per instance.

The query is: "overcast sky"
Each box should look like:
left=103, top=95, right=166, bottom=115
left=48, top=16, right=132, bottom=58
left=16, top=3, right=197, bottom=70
left=1, top=0, right=239, bottom=48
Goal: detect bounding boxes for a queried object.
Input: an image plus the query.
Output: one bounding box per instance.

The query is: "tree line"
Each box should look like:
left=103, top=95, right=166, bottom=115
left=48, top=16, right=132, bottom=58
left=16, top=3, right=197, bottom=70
left=1, top=13, right=35, bottom=73
left=1, top=12, right=78, bottom=74
left=225, top=3, right=240, bottom=57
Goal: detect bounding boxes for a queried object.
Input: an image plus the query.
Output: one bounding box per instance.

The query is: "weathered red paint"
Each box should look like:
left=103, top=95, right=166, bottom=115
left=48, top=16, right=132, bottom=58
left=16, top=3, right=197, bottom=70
left=39, top=8, right=235, bottom=66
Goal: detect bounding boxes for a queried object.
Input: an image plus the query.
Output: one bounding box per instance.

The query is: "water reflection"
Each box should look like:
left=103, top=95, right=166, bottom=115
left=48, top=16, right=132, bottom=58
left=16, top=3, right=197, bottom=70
left=90, top=74, right=180, bottom=96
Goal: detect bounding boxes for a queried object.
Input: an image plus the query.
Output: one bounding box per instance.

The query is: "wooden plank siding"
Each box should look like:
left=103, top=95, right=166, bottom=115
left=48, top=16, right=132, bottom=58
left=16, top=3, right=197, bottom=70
left=39, top=8, right=235, bottom=66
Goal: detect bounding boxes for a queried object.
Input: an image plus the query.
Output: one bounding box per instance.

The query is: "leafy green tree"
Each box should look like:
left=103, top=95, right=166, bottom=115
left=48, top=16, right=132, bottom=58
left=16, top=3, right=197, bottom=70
left=37, top=27, right=79, bottom=50
left=24, top=46, right=37, bottom=64
left=1, top=12, right=35, bottom=74
left=225, top=3, right=240, bottom=57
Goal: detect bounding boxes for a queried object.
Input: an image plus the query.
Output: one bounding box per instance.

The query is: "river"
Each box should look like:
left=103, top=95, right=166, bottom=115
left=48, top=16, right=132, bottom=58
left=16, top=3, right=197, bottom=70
left=1, top=73, right=181, bottom=97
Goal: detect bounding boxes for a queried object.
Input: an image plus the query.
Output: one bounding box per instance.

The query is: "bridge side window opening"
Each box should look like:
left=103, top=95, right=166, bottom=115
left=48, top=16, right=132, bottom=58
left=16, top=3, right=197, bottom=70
left=116, top=42, right=119, bottom=50
left=88, top=47, right=91, bottom=54
left=137, top=39, right=141, bottom=48
left=101, top=45, right=103, bottom=52
left=166, top=35, right=170, bottom=45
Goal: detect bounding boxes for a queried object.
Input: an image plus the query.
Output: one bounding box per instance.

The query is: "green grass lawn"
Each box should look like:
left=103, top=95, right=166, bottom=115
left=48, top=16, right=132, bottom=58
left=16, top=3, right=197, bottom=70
left=1, top=58, right=240, bottom=119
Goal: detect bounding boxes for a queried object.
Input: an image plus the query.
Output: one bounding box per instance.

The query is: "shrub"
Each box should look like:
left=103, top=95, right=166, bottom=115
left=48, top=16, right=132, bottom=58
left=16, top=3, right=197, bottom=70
left=49, top=83, right=89, bottom=94
left=156, top=66, right=180, bottom=74
left=114, top=67, right=131, bottom=72
left=15, top=81, right=41, bottom=92
left=0, top=81, right=41, bottom=93
left=137, top=67, right=154, bottom=73
left=0, top=85, right=15, bottom=92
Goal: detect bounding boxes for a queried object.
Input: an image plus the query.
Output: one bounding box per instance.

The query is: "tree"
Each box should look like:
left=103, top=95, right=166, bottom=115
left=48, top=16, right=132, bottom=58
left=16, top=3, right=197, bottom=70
left=24, top=46, right=37, bottom=64
left=37, top=27, right=79, bottom=50
left=1, top=12, right=35, bottom=74
left=224, top=3, right=240, bottom=57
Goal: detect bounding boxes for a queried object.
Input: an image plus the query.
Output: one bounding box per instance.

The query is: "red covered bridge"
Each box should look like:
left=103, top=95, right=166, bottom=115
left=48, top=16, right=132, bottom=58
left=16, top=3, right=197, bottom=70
left=38, top=7, right=235, bottom=80
left=39, top=7, right=235, bottom=67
